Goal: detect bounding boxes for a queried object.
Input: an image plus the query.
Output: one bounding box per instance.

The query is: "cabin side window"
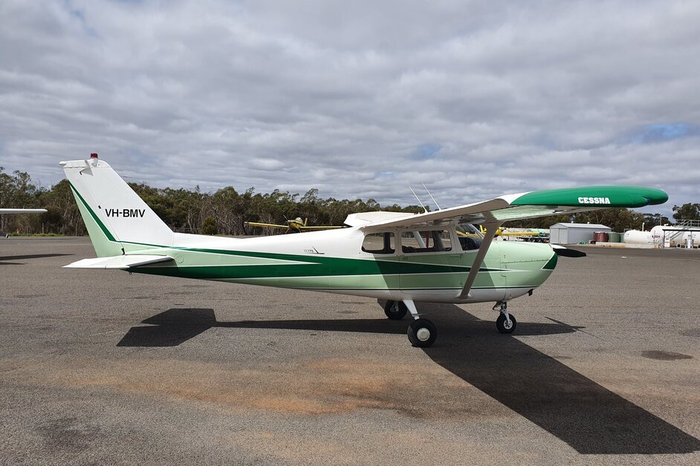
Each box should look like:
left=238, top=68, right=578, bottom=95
left=362, top=232, right=395, bottom=254
left=401, top=230, right=452, bottom=253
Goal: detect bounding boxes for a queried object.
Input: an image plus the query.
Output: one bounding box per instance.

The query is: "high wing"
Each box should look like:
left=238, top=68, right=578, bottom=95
left=299, top=225, right=344, bottom=231
left=1, top=209, right=47, bottom=237
left=0, top=208, right=47, bottom=214
left=246, top=222, right=290, bottom=230
left=247, top=221, right=344, bottom=232
left=355, top=186, right=668, bottom=300
left=498, top=230, right=540, bottom=237
left=358, top=186, right=668, bottom=232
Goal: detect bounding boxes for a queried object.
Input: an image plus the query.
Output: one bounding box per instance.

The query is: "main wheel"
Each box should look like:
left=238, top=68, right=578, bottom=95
left=407, top=318, right=437, bottom=347
left=384, top=300, right=408, bottom=320
left=496, top=313, right=517, bottom=334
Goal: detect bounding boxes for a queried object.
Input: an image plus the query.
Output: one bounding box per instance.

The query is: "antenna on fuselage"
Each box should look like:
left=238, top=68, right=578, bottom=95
left=409, top=186, right=428, bottom=213
left=422, top=183, right=441, bottom=211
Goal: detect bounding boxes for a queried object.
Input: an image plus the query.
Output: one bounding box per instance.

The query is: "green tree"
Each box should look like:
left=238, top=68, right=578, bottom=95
left=202, top=216, right=218, bottom=235
left=672, top=203, right=700, bottom=222
left=0, top=167, right=44, bottom=234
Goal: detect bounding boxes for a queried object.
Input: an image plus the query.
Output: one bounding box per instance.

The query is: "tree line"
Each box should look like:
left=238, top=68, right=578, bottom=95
left=0, top=166, right=692, bottom=236
left=0, top=166, right=422, bottom=236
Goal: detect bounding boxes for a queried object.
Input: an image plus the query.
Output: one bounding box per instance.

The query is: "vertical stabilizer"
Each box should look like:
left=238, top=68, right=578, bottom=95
left=60, top=155, right=174, bottom=257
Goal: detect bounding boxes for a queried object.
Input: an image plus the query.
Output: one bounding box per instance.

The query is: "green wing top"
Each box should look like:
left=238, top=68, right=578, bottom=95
left=511, top=186, right=668, bottom=208
left=356, top=186, right=668, bottom=230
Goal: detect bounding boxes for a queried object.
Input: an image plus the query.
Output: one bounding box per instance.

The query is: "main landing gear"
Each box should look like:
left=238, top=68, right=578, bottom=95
left=385, top=300, right=437, bottom=347
left=383, top=299, right=516, bottom=346
left=383, top=300, right=408, bottom=320
left=494, top=301, right=517, bottom=334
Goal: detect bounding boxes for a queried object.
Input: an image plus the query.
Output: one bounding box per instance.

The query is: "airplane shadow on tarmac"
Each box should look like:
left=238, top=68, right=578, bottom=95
left=118, top=304, right=700, bottom=455
left=0, top=253, right=72, bottom=265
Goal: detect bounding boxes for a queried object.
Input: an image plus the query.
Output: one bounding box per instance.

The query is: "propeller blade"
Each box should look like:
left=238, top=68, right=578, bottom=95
left=552, top=245, right=587, bottom=258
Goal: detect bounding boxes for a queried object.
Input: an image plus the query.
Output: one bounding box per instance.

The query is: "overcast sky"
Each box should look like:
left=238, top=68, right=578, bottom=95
left=1, top=0, right=698, bottom=217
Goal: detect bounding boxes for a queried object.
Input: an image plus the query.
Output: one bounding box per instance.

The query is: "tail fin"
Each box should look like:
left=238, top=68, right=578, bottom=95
left=60, top=155, right=174, bottom=257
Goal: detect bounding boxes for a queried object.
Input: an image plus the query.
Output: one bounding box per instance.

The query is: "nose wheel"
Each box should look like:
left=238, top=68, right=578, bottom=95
left=494, top=301, right=516, bottom=334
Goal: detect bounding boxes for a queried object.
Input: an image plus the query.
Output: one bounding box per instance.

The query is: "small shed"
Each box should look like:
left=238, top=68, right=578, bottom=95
left=549, top=223, right=611, bottom=244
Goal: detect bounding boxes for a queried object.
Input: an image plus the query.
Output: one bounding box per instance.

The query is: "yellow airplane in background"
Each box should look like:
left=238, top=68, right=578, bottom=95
left=457, top=225, right=541, bottom=239
left=246, top=217, right=344, bottom=234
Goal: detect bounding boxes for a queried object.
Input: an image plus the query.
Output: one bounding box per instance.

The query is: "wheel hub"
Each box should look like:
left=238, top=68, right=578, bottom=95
left=416, top=328, right=431, bottom=341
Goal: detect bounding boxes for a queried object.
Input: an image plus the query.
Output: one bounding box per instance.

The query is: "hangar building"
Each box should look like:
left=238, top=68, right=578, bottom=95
left=549, top=223, right=611, bottom=244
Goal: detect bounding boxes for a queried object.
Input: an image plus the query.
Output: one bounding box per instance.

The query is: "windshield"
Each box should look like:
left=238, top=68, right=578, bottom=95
left=456, top=223, right=483, bottom=238
left=456, top=223, right=483, bottom=251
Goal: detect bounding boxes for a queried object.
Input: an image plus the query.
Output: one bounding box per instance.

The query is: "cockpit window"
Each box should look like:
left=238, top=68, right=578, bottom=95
left=456, top=223, right=483, bottom=251
left=362, top=232, right=395, bottom=254
left=401, top=230, right=452, bottom=253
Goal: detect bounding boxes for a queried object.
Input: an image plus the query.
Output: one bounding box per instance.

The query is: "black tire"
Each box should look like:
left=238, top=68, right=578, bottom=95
left=496, top=313, right=517, bottom=334
left=407, top=318, right=437, bottom=347
left=384, top=300, right=408, bottom=320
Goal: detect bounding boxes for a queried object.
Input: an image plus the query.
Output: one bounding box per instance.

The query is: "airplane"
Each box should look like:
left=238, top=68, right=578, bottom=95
left=0, top=208, right=47, bottom=237
left=495, top=227, right=550, bottom=243
left=246, top=217, right=344, bottom=234
left=472, top=225, right=546, bottom=239
left=60, top=154, right=668, bottom=347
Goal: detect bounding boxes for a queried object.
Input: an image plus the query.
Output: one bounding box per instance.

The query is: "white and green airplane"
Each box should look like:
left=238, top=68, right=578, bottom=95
left=0, top=208, right=47, bottom=237
left=61, top=154, right=668, bottom=347
left=0, top=209, right=47, bottom=214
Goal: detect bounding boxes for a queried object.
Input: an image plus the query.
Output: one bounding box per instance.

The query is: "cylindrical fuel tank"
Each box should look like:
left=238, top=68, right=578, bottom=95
left=594, top=231, right=609, bottom=243
left=623, top=230, right=652, bottom=244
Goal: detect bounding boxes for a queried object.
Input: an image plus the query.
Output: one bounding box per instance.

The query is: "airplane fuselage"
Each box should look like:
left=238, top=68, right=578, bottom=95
left=122, top=226, right=557, bottom=304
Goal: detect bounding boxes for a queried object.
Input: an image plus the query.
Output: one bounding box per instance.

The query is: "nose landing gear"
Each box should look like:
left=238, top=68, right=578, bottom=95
left=494, top=301, right=517, bottom=334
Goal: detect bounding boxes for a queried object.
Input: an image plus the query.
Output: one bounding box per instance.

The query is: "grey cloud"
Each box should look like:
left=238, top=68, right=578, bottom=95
left=0, top=0, right=698, bottom=218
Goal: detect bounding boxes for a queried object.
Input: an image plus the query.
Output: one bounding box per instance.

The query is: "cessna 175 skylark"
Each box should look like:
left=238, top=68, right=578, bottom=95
left=246, top=217, right=344, bottom=234
left=61, top=154, right=668, bottom=347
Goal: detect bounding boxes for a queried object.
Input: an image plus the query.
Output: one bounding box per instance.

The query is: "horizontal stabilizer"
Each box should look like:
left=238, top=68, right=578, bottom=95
left=64, top=255, right=174, bottom=269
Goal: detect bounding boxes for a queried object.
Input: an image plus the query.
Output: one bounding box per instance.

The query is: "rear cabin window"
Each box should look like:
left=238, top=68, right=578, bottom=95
left=362, top=232, right=395, bottom=254
left=401, top=230, right=452, bottom=253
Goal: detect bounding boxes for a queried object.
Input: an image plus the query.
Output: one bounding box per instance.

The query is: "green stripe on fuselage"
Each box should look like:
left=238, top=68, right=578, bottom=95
left=131, top=251, right=487, bottom=280
left=128, top=243, right=554, bottom=293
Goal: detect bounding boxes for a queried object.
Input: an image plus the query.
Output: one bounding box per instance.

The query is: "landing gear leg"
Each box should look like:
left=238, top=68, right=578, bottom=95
left=404, top=300, right=437, bottom=347
left=494, top=301, right=517, bottom=334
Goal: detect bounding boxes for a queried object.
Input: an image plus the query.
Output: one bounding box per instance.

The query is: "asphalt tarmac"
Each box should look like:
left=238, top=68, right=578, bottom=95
left=1, top=237, right=699, bottom=465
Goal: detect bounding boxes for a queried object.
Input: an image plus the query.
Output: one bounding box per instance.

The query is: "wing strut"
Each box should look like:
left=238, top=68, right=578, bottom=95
left=458, top=221, right=502, bottom=299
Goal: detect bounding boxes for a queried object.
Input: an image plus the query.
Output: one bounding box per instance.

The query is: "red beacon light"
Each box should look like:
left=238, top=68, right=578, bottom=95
left=90, top=153, right=99, bottom=159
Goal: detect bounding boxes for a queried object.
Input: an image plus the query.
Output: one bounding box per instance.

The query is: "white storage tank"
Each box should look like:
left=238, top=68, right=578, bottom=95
left=623, top=230, right=653, bottom=245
